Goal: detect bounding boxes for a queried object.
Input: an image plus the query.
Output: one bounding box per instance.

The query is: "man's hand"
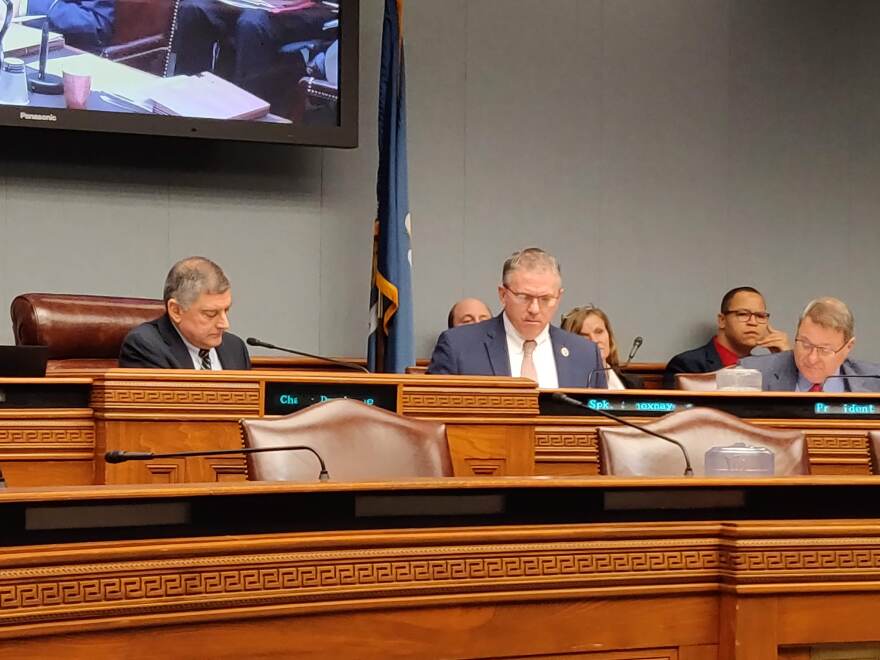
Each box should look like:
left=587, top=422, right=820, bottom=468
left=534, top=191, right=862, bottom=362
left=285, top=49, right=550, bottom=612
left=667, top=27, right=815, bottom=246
left=757, top=324, right=791, bottom=352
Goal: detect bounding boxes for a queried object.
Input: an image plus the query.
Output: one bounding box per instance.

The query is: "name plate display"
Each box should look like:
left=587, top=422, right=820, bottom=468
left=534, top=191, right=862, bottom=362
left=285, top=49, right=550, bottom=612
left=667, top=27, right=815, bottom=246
left=539, top=391, right=880, bottom=420
left=0, top=382, right=90, bottom=409
left=264, top=382, right=398, bottom=415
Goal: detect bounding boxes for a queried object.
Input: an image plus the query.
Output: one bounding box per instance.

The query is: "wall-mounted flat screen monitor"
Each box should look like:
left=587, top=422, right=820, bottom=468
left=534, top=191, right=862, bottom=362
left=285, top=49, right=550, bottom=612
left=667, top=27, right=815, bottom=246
left=0, top=0, right=357, bottom=146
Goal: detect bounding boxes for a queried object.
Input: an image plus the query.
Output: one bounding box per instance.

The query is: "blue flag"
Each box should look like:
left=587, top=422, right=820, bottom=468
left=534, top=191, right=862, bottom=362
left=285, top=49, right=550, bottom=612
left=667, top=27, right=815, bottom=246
left=368, top=0, right=413, bottom=373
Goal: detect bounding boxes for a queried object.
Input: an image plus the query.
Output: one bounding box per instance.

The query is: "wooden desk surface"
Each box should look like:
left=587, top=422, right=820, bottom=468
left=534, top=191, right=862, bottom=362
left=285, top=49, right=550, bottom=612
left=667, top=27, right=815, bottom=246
left=4, top=370, right=880, bottom=487
left=2, top=477, right=880, bottom=658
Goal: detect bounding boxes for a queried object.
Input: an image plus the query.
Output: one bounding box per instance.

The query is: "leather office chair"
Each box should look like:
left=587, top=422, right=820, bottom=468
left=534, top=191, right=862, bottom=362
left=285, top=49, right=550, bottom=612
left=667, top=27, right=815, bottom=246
left=599, top=407, right=809, bottom=476
left=11, top=293, right=165, bottom=370
left=101, top=0, right=179, bottom=74
left=674, top=371, right=720, bottom=391
left=297, top=39, right=338, bottom=109
left=868, top=431, right=880, bottom=474
left=240, top=398, right=453, bottom=482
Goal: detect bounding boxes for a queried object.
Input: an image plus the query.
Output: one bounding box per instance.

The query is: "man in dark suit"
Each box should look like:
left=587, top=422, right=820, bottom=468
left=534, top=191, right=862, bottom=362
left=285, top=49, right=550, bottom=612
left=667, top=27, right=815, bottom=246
left=663, top=286, right=789, bottom=388
left=740, top=297, right=880, bottom=392
left=25, top=0, right=115, bottom=53
left=427, top=248, right=605, bottom=388
left=119, top=256, right=251, bottom=370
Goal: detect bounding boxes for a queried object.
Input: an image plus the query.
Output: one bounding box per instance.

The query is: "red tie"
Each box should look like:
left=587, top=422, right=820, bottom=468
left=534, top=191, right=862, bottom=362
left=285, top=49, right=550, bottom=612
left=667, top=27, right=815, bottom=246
left=808, top=383, right=822, bottom=392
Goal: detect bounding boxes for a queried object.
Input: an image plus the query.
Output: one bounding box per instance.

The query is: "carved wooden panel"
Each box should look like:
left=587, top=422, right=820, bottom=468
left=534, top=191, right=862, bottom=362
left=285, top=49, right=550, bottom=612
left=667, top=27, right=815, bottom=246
left=534, top=426, right=599, bottom=463
left=91, top=380, right=261, bottom=419
left=445, top=425, right=534, bottom=476
left=400, top=387, right=539, bottom=418
left=806, top=431, right=872, bottom=475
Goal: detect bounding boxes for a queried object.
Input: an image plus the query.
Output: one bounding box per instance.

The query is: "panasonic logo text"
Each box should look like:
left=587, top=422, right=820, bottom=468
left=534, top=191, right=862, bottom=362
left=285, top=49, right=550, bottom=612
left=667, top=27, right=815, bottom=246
left=19, top=111, right=57, bottom=122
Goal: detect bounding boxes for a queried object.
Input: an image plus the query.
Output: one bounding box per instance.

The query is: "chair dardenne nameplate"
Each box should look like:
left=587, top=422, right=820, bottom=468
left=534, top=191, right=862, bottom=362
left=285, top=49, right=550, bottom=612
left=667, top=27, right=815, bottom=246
left=539, top=390, right=880, bottom=420
left=263, top=382, right=398, bottom=415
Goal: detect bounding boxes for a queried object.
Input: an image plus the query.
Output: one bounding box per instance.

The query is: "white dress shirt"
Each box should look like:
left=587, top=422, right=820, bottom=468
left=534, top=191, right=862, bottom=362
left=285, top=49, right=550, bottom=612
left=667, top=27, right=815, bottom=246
left=502, top=313, right=559, bottom=388
left=173, top=324, right=222, bottom=370
left=605, top=367, right=626, bottom=390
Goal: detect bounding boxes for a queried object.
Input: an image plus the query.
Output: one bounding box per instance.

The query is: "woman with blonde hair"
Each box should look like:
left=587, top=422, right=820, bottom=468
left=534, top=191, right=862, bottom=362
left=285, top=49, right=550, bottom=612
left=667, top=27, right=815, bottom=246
left=561, top=305, right=642, bottom=389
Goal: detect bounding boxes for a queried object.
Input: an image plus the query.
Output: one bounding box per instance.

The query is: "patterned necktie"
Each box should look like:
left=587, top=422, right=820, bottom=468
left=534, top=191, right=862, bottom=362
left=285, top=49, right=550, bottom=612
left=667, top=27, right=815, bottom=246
left=521, top=340, right=538, bottom=381
left=808, top=382, right=821, bottom=392
left=198, top=348, right=212, bottom=370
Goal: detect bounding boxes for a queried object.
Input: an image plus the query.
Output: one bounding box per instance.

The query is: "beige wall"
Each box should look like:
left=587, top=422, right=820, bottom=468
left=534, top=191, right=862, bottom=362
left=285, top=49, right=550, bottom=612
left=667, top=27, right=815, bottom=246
left=1, top=0, right=879, bottom=364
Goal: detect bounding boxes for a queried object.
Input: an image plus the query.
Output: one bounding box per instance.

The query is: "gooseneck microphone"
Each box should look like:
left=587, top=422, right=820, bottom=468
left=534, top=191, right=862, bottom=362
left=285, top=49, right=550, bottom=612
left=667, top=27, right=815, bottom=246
left=246, top=337, right=370, bottom=373
left=587, top=337, right=645, bottom=387
left=622, top=336, right=644, bottom=369
left=550, top=392, right=694, bottom=476
left=105, top=446, right=330, bottom=481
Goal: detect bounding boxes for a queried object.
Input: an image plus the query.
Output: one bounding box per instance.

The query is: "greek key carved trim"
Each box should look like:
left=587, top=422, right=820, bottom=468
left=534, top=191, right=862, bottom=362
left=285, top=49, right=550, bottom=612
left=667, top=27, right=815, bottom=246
left=401, top=392, right=538, bottom=416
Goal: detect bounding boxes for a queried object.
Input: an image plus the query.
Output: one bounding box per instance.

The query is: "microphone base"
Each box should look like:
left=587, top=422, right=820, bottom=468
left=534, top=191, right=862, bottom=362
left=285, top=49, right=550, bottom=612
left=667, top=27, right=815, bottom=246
left=28, top=71, right=63, bottom=95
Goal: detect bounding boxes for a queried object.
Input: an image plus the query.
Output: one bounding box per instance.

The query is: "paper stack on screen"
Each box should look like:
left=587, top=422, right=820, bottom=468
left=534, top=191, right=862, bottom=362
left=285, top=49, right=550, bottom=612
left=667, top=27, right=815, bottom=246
left=149, top=72, right=271, bottom=120
left=215, top=0, right=315, bottom=13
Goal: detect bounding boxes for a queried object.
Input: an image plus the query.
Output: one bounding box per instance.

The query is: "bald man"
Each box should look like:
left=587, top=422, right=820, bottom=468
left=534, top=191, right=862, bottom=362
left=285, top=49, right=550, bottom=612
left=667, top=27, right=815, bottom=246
left=447, top=298, right=492, bottom=328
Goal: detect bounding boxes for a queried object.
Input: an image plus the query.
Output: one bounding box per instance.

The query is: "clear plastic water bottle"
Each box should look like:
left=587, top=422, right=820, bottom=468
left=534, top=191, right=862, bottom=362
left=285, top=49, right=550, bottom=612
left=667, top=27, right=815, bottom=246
left=705, top=442, right=774, bottom=476
left=715, top=367, right=762, bottom=391
left=0, top=57, right=30, bottom=106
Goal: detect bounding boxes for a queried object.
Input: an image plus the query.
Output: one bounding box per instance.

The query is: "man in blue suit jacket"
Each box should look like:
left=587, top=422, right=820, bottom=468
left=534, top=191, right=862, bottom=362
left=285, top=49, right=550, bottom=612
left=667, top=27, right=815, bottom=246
left=427, top=248, right=605, bottom=389
left=27, top=0, right=114, bottom=53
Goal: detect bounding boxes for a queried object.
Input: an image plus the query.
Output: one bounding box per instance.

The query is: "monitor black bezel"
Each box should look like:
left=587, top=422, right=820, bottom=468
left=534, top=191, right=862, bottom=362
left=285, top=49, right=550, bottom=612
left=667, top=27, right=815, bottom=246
left=0, top=0, right=359, bottom=147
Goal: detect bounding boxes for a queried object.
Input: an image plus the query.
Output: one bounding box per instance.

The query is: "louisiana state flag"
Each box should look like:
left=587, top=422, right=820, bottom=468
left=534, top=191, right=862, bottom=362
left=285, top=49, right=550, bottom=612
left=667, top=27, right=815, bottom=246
left=368, top=0, right=413, bottom=373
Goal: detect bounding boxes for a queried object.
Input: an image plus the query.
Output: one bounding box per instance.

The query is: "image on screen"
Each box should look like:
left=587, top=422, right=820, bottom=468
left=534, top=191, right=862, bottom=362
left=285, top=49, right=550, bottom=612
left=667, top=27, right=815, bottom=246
left=0, top=0, right=352, bottom=144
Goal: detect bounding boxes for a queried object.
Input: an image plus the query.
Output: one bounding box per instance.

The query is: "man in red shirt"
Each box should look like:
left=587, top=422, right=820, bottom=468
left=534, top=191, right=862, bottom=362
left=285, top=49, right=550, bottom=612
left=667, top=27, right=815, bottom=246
left=663, top=287, right=789, bottom=388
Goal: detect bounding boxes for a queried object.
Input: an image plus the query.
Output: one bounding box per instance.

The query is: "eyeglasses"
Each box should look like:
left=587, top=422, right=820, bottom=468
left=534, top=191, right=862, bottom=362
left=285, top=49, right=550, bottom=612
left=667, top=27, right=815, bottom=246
left=794, top=337, right=849, bottom=358
left=723, top=309, right=770, bottom=324
left=503, top=286, right=560, bottom=308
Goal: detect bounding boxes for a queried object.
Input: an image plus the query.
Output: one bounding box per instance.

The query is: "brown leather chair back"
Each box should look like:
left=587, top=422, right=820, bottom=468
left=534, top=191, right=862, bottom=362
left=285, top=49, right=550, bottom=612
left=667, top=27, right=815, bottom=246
left=599, top=407, right=809, bottom=476
left=111, top=0, right=175, bottom=45
left=11, top=293, right=165, bottom=366
left=240, top=399, right=453, bottom=482
left=674, top=371, right=720, bottom=391
left=869, top=431, right=880, bottom=474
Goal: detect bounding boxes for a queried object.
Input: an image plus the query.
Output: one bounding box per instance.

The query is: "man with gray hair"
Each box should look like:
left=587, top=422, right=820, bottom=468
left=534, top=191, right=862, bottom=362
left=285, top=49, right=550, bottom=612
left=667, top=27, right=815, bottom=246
left=119, top=257, right=251, bottom=370
left=427, top=247, right=605, bottom=388
left=739, top=297, right=880, bottom=392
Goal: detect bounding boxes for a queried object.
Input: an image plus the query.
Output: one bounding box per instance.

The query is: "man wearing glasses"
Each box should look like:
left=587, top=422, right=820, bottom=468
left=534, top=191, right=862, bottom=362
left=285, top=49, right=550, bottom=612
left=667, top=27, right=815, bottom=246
left=739, top=297, right=880, bottom=392
left=663, top=286, right=790, bottom=388
left=427, top=248, right=605, bottom=388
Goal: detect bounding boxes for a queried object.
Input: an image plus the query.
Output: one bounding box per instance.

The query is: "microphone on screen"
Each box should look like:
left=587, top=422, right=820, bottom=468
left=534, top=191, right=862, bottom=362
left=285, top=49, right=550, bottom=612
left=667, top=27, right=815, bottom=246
left=246, top=337, right=370, bottom=373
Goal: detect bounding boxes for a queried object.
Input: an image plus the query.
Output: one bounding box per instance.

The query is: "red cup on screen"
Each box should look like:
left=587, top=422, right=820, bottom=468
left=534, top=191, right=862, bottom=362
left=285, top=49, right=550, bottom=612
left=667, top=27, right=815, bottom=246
left=62, top=69, right=91, bottom=110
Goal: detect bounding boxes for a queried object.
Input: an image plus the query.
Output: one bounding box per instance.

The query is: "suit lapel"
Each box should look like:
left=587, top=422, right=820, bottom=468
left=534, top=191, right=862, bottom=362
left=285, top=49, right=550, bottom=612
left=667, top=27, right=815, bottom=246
left=549, top=326, right=575, bottom=387
left=484, top=316, right=511, bottom=376
left=703, top=340, right=723, bottom=371
left=157, top=314, right=194, bottom=369
left=215, top=339, right=235, bottom=370
left=775, top=352, right=799, bottom=391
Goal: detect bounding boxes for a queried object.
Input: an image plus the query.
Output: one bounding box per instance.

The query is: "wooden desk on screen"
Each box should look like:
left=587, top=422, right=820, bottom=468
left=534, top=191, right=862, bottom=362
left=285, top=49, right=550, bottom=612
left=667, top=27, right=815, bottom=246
left=2, top=477, right=880, bottom=659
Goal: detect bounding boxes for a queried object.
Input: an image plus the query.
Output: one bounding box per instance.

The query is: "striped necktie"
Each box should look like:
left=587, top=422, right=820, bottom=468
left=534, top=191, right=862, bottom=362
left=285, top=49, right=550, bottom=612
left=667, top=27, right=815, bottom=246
left=198, top=348, right=212, bottom=370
